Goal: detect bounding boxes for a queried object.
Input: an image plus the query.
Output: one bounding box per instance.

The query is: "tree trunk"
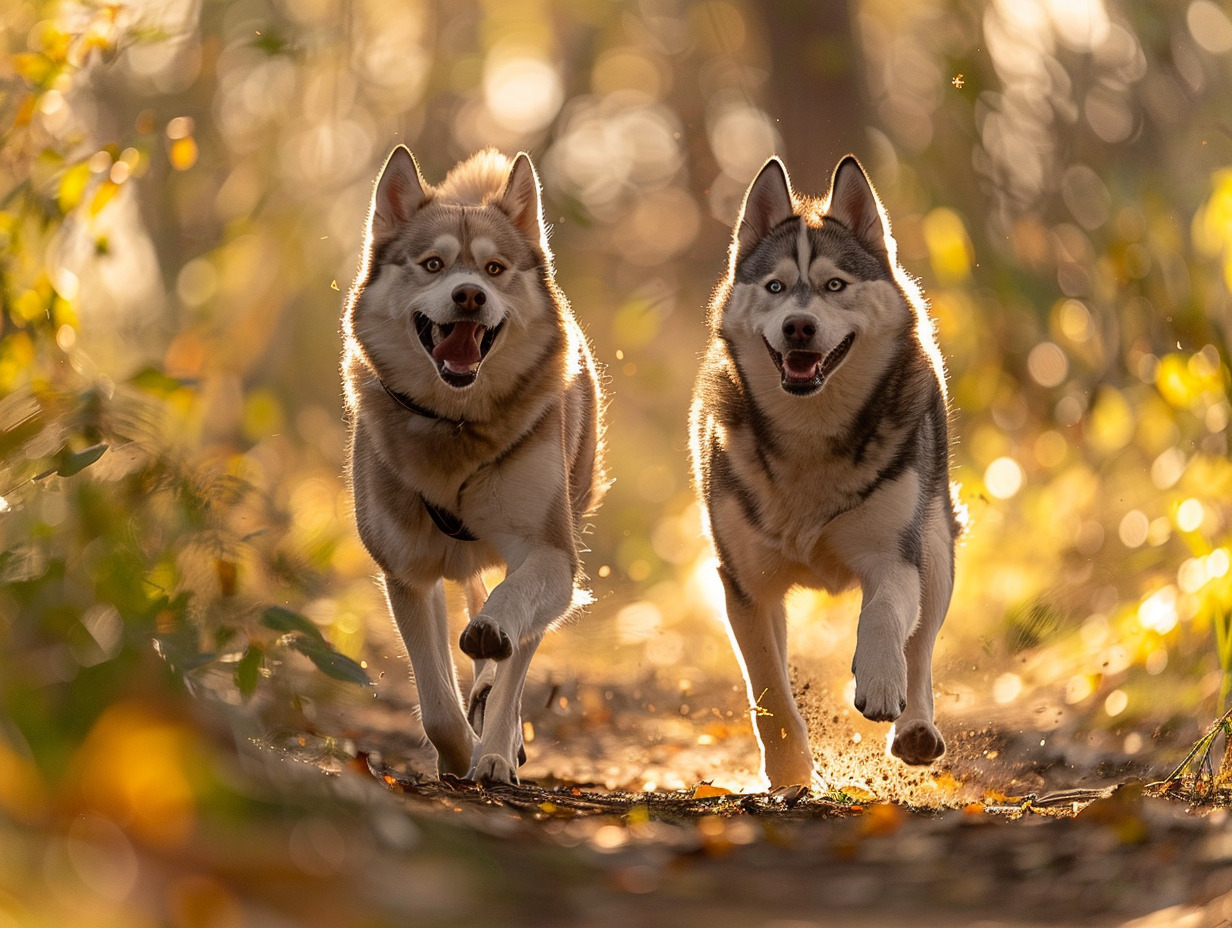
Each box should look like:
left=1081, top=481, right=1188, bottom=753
left=762, top=0, right=869, bottom=194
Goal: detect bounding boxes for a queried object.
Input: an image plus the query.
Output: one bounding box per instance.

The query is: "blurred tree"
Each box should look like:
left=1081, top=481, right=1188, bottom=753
left=764, top=0, right=869, bottom=191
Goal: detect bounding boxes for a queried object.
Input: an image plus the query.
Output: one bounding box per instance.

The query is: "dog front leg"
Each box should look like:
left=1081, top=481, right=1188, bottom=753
left=459, top=543, right=574, bottom=661
left=386, top=576, right=477, bottom=776
left=722, top=574, right=814, bottom=789
left=892, top=514, right=954, bottom=764
left=851, top=560, right=921, bottom=723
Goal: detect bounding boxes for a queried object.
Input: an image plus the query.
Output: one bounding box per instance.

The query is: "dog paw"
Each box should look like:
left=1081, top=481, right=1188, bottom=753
left=891, top=720, right=946, bottom=765
left=470, top=753, right=518, bottom=785
left=851, top=648, right=907, bottom=722
left=852, top=679, right=907, bottom=722
left=459, top=619, right=512, bottom=661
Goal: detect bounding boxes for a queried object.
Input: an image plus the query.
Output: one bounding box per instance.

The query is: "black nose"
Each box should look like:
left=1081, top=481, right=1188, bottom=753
left=782, top=316, right=816, bottom=345
left=452, top=284, right=486, bottom=312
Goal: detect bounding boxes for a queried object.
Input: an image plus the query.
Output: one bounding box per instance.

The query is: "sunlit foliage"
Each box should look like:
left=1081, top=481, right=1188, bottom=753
left=1, top=0, right=1232, bottom=915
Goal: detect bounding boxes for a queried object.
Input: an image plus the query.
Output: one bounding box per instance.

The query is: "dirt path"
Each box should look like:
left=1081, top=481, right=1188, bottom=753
left=264, top=636, right=1232, bottom=928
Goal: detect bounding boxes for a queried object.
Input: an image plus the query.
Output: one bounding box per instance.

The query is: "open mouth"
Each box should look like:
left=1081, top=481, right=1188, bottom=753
left=763, top=332, right=855, bottom=396
left=414, top=312, right=505, bottom=388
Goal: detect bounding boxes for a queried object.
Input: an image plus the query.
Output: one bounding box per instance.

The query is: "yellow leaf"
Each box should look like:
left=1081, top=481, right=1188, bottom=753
left=13, top=53, right=51, bottom=85
left=922, top=207, right=973, bottom=285
left=625, top=804, right=650, bottom=825
left=928, top=771, right=964, bottom=794
left=837, top=783, right=876, bottom=803
left=58, top=162, right=91, bottom=213
left=1085, top=386, right=1134, bottom=454
left=89, top=179, right=120, bottom=216
left=169, top=136, right=198, bottom=171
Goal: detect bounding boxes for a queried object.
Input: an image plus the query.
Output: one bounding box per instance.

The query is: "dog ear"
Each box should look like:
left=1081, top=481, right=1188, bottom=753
left=499, top=153, right=549, bottom=254
left=370, top=145, right=427, bottom=242
left=827, top=156, right=894, bottom=265
left=733, top=157, right=796, bottom=270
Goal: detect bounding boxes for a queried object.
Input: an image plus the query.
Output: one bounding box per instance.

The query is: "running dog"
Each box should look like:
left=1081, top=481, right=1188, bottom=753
left=689, top=155, right=960, bottom=788
left=342, top=146, right=605, bottom=784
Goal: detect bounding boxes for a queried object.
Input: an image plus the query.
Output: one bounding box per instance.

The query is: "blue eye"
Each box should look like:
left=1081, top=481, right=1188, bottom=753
left=826, top=277, right=846, bottom=292
left=766, top=280, right=784, bottom=294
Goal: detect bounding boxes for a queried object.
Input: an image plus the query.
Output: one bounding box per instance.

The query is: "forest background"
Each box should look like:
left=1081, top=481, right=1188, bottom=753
left=2, top=0, right=1232, bottom=924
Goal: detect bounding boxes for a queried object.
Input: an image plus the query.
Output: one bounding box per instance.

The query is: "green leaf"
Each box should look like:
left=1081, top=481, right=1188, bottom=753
left=129, top=367, right=196, bottom=396
left=234, top=644, right=263, bottom=701
left=260, top=605, right=325, bottom=644
left=288, top=636, right=370, bottom=686
left=50, top=442, right=107, bottom=478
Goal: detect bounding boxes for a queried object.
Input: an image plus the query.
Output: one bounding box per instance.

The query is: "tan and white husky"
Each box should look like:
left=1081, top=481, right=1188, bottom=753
left=342, top=146, right=605, bottom=784
left=689, top=155, right=960, bottom=789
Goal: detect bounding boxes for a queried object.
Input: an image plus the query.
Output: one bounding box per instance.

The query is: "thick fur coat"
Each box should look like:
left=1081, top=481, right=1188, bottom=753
left=689, top=155, right=960, bottom=788
left=342, top=147, right=605, bottom=783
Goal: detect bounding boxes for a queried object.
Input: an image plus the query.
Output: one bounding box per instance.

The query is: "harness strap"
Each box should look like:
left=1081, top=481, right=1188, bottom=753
left=422, top=496, right=479, bottom=542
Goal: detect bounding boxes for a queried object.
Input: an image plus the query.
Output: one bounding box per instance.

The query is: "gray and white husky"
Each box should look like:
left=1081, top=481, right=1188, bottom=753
left=689, top=155, right=961, bottom=789
left=342, top=146, right=605, bottom=784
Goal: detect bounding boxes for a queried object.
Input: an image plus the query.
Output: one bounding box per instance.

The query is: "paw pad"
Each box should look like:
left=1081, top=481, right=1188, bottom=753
left=460, top=620, right=512, bottom=660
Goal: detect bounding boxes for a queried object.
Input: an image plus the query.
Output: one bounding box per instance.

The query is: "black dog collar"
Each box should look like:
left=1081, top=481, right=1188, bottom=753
left=377, top=376, right=460, bottom=424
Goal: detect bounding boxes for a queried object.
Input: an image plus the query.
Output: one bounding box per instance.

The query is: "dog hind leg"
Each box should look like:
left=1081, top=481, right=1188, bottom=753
left=469, top=635, right=539, bottom=783
left=386, top=576, right=477, bottom=776
left=462, top=573, right=495, bottom=727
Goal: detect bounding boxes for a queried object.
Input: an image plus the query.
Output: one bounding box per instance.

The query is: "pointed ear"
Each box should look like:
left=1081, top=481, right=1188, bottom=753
left=498, top=152, right=547, bottom=251
left=370, top=145, right=427, bottom=242
left=826, top=156, right=893, bottom=263
left=733, top=157, right=796, bottom=270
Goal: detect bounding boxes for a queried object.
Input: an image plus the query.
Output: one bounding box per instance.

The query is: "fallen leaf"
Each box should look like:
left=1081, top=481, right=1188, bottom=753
left=860, top=803, right=904, bottom=837
left=836, top=783, right=877, bottom=803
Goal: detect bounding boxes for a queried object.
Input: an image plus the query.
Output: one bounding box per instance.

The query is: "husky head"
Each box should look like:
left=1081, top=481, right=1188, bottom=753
left=719, top=155, right=910, bottom=397
left=347, top=146, right=555, bottom=393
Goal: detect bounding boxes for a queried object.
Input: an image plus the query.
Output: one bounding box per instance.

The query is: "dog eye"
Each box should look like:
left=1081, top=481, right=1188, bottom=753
left=485, top=261, right=505, bottom=277
left=766, top=280, right=784, bottom=294
left=826, top=277, right=846, bottom=292
left=421, top=257, right=444, bottom=273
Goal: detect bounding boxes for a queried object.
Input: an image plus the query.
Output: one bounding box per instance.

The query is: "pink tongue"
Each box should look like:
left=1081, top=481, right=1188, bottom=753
left=432, top=321, right=485, bottom=367
left=784, top=352, right=821, bottom=379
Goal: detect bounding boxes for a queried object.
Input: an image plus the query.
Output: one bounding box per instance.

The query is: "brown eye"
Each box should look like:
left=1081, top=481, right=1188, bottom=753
left=421, top=256, right=443, bottom=273
left=826, top=277, right=847, bottom=292
left=485, top=261, right=505, bottom=277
